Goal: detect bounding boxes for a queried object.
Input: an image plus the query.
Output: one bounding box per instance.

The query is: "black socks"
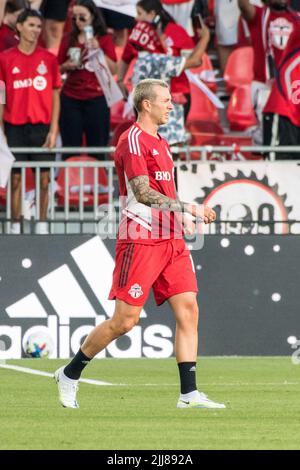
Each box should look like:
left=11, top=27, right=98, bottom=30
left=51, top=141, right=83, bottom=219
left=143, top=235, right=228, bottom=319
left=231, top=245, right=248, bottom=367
left=178, top=362, right=197, bottom=394
left=64, top=349, right=91, bottom=380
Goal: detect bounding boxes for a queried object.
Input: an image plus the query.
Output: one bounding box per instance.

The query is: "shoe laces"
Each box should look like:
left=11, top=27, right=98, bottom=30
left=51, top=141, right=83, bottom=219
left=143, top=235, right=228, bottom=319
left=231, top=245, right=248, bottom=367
left=60, top=379, right=79, bottom=396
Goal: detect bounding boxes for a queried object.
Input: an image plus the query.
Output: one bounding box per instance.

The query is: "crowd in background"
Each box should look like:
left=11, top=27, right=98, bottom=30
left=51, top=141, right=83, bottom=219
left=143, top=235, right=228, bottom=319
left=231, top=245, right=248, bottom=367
left=0, top=0, right=300, bottom=232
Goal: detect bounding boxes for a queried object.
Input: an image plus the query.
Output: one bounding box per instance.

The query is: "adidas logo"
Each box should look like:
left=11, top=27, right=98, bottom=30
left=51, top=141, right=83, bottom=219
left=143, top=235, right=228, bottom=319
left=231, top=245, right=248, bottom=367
left=1, top=236, right=166, bottom=360
left=12, top=67, right=20, bottom=74
left=189, top=366, right=196, bottom=372
left=152, top=149, right=159, bottom=156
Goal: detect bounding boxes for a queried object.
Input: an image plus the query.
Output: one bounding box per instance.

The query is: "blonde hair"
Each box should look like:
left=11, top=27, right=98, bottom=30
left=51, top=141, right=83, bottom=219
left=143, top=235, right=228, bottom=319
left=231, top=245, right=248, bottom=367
left=132, top=79, right=169, bottom=112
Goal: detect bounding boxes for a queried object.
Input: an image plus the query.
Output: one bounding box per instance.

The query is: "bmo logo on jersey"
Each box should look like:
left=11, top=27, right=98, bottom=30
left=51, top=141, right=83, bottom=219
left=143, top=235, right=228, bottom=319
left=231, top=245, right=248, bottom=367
left=13, top=75, right=47, bottom=91
left=155, top=171, right=172, bottom=181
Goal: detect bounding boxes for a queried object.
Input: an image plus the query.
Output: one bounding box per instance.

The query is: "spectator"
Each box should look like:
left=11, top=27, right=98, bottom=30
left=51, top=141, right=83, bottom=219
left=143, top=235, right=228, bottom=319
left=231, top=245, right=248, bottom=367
left=238, top=0, right=299, bottom=83
left=58, top=0, right=117, bottom=160
left=161, top=0, right=195, bottom=35
left=117, top=0, right=210, bottom=145
left=0, top=9, right=61, bottom=234
left=94, top=0, right=135, bottom=46
left=214, top=0, right=241, bottom=74
left=40, top=0, right=73, bottom=52
left=263, top=24, right=300, bottom=159
left=0, top=0, right=25, bottom=52
left=238, top=0, right=299, bottom=143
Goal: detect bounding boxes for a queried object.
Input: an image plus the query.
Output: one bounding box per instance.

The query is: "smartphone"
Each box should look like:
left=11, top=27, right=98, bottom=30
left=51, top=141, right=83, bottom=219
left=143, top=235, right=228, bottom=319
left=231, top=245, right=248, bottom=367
left=192, top=13, right=205, bottom=31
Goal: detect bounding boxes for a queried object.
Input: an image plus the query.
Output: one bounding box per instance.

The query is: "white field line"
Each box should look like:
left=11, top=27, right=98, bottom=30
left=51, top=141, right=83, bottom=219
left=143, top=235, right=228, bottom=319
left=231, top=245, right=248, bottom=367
left=1, top=364, right=299, bottom=387
left=0, top=364, right=115, bottom=386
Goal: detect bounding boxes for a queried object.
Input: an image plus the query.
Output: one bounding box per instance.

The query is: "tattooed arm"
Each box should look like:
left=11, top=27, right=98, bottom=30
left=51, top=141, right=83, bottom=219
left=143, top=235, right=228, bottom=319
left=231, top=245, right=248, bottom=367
left=129, top=175, right=216, bottom=223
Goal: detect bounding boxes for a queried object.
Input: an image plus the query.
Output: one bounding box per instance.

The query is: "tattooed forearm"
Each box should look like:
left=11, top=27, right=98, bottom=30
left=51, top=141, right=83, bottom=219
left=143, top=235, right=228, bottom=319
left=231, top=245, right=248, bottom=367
left=129, top=175, right=186, bottom=212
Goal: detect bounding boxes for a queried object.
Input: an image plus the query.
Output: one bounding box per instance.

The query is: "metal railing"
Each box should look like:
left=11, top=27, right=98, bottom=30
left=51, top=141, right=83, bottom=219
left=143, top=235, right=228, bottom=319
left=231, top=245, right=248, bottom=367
left=0, top=145, right=299, bottom=235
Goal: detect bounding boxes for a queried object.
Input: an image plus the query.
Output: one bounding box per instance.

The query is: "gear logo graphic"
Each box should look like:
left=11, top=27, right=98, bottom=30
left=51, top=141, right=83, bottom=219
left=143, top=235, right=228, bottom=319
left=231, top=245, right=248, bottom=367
left=195, top=170, right=293, bottom=235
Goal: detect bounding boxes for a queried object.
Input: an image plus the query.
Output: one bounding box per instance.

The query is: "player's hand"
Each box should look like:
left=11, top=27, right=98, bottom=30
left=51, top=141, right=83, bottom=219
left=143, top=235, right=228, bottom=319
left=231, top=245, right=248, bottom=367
left=203, top=205, right=216, bottom=224
left=182, top=214, right=196, bottom=235
left=42, top=131, right=57, bottom=149
left=186, top=203, right=216, bottom=224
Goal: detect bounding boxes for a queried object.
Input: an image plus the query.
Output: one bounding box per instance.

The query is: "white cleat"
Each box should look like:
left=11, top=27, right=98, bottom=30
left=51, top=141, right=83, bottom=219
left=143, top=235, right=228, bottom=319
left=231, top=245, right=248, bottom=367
left=54, top=367, right=79, bottom=409
left=177, top=391, right=226, bottom=409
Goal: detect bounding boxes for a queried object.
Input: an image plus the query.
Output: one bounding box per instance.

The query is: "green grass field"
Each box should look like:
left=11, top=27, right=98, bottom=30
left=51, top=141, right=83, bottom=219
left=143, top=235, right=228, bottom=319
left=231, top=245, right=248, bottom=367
left=1, top=357, right=300, bottom=450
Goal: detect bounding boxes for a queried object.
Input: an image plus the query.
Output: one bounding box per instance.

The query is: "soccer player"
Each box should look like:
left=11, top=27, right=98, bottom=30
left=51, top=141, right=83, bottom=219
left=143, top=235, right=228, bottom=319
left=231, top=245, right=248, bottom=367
left=55, top=78, right=226, bottom=410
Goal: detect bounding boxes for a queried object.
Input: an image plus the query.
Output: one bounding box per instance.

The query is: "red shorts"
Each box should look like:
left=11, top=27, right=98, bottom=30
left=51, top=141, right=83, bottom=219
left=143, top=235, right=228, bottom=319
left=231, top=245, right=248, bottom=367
left=109, top=238, right=198, bottom=306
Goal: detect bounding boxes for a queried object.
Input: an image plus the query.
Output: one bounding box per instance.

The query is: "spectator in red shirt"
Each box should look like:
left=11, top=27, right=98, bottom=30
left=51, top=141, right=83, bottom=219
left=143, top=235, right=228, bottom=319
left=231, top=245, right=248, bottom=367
left=0, top=0, right=25, bottom=52
left=0, top=9, right=61, bottom=234
left=263, top=24, right=300, bottom=159
left=238, top=0, right=299, bottom=83
left=58, top=0, right=117, bottom=160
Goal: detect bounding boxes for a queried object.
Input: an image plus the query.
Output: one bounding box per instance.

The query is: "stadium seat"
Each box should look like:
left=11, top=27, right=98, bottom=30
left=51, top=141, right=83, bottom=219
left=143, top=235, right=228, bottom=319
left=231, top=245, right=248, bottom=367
left=0, top=188, right=6, bottom=206
left=110, top=120, right=135, bottom=147
left=190, top=53, right=217, bottom=92
left=0, top=168, right=35, bottom=206
left=56, top=156, right=109, bottom=207
left=187, top=84, right=221, bottom=125
left=223, top=46, right=254, bottom=91
left=217, top=134, right=262, bottom=160
left=227, top=85, right=257, bottom=131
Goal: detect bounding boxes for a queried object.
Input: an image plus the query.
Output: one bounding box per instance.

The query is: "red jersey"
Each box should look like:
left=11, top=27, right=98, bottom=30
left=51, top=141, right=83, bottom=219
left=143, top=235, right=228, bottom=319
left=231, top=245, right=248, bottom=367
left=264, top=26, right=300, bottom=125
left=122, top=22, right=193, bottom=95
left=0, top=24, right=19, bottom=52
left=58, top=33, right=117, bottom=100
left=115, top=123, right=181, bottom=245
left=246, top=6, right=299, bottom=82
left=0, top=46, right=61, bottom=125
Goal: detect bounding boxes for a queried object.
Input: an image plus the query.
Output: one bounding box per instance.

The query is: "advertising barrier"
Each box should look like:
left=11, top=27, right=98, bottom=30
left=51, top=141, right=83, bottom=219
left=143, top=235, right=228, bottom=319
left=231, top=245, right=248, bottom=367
left=0, top=235, right=299, bottom=358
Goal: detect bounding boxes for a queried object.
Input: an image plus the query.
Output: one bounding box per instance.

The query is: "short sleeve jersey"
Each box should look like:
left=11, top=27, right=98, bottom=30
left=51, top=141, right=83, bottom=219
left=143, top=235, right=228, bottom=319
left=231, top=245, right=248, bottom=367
left=246, top=6, right=299, bottom=82
left=114, top=123, right=181, bottom=244
left=0, top=46, right=61, bottom=125
left=264, top=27, right=300, bottom=126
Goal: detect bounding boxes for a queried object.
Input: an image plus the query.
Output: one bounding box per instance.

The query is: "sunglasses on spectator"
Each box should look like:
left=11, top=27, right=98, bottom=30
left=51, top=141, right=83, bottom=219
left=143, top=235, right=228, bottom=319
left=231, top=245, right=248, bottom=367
left=72, top=15, right=90, bottom=22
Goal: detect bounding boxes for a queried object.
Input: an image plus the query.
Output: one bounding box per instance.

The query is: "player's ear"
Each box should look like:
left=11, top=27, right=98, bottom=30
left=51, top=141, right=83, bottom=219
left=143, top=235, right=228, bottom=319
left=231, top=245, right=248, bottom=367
left=142, top=99, right=151, bottom=112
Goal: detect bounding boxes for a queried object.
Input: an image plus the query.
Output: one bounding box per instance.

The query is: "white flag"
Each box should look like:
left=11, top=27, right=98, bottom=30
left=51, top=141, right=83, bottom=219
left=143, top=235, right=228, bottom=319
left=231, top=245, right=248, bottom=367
left=88, top=49, right=123, bottom=107
left=185, top=70, right=225, bottom=109
left=0, top=127, right=15, bottom=188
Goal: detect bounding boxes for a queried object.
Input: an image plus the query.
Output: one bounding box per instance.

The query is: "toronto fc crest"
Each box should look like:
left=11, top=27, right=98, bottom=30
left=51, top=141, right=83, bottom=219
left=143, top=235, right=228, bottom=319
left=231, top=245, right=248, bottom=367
left=128, top=284, right=143, bottom=299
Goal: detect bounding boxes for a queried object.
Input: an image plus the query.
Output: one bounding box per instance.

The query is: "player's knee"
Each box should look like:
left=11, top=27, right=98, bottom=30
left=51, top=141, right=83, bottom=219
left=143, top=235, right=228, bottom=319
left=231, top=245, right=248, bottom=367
left=111, top=317, right=138, bottom=336
left=177, top=302, right=199, bottom=329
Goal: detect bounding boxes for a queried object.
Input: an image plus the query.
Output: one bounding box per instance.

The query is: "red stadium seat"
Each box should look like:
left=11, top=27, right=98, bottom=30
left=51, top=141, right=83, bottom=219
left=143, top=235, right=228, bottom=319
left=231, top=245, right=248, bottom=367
left=227, top=85, right=257, bottom=131
left=56, top=156, right=108, bottom=207
left=110, top=120, right=135, bottom=147
left=110, top=100, right=126, bottom=130
left=217, top=134, right=262, bottom=160
left=223, top=46, right=254, bottom=91
left=0, top=187, right=6, bottom=206
left=184, top=120, right=222, bottom=160
left=190, top=52, right=217, bottom=92
left=187, top=84, right=221, bottom=125
left=0, top=168, right=35, bottom=205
